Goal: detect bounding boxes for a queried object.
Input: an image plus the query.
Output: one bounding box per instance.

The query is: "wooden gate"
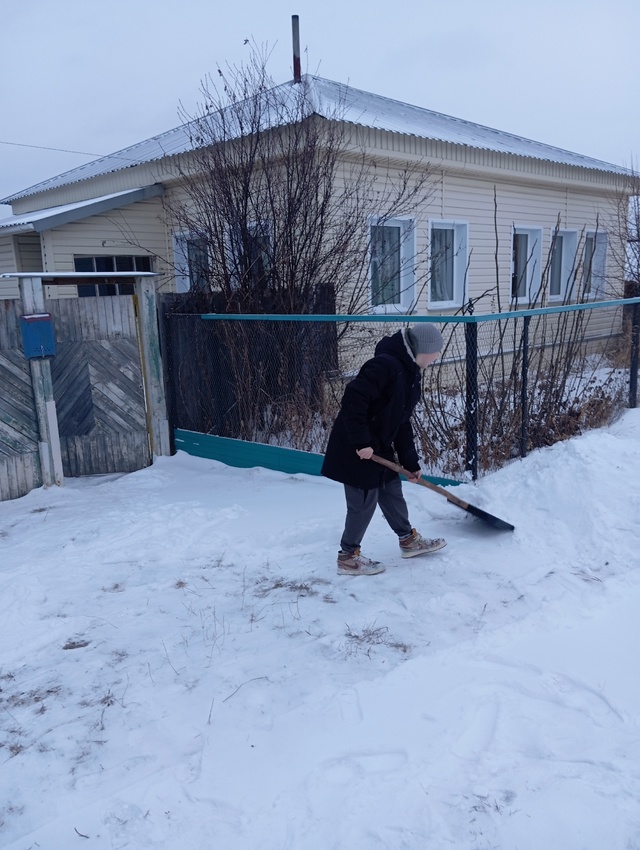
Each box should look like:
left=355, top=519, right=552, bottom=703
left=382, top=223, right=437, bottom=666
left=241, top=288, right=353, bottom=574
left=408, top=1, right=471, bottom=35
left=47, top=296, right=151, bottom=476
left=0, top=300, right=42, bottom=500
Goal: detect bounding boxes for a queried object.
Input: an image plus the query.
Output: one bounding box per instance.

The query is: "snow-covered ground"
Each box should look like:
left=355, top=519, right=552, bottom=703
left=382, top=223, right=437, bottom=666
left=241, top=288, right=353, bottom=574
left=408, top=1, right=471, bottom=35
left=2, top=412, right=640, bottom=849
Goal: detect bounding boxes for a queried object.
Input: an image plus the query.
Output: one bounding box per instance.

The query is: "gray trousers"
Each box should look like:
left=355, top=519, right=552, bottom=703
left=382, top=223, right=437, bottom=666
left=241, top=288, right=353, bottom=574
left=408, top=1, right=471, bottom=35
left=340, top=478, right=413, bottom=553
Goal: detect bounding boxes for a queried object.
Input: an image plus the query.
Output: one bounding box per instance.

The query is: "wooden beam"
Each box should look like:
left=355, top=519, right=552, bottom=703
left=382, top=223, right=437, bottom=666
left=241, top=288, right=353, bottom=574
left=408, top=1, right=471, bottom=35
left=133, top=277, right=171, bottom=457
left=19, top=276, right=64, bottom=487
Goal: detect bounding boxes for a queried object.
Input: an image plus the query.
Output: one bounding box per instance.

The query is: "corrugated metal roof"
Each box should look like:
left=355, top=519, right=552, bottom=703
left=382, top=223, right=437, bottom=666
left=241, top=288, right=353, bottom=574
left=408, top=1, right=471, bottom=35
left=0, top=185, right=163, bottom=233
left=310, top=77, right=627, bottom=173
left=1, top=75, right=627, bottom=204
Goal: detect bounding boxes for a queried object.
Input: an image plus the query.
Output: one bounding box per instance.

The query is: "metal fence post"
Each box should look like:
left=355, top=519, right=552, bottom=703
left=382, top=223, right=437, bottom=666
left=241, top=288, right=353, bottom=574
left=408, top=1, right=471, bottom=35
left=465, top=319, right=478, bottom=480
left=630, top=301, right=640, bottom=409
left=521, top=315, right=530, bottom=457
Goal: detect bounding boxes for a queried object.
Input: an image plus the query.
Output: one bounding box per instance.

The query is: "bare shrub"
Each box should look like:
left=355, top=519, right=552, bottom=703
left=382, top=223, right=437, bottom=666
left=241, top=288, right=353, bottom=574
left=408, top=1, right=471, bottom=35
left=159, top=45, right=436, bottom=444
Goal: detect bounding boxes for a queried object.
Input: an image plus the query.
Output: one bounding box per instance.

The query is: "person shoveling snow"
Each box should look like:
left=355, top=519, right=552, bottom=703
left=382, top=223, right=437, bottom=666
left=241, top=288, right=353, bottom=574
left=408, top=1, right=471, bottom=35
left=322, top=324, right=447, bottom=576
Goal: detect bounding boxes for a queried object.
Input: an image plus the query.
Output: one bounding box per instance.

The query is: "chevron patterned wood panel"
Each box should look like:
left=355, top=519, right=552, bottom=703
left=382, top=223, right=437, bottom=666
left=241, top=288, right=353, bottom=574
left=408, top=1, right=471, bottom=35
left=47, top=297, right=151, bottom=477
left=0, top=301, right=42, bottom=500
left=0, top=351, right=39, bottom=454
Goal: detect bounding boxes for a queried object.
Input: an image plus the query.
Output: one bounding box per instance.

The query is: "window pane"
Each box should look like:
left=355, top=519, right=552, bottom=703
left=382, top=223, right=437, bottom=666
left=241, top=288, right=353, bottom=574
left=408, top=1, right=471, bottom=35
left=95, top=256, right=115, bottom=272
left=187, top=239, right=210, bottom=290
left=134, top=255, right=152, bottom=272
left=98, top=282, right=117, bottom=296
left=512, top=233, right=529, bottom=298
left=115, top=256, right=135, bottom=272
left=371, top=225, right=401, bottom=306
left=549, top=234, right=564, bottom=296
left=74, top=257, right=95, bottom=272
left=247, top=232, right=272, bottom=289
left=118, top=282, right=134, bottom=295
left=430, top=227, right=454, bottom=302
left=77, top=283, right=96, bottom=297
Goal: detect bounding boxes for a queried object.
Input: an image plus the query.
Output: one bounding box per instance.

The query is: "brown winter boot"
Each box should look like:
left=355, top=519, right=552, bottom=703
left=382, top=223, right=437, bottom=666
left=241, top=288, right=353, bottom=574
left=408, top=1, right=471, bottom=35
left=337, top=548, right=385, bottom=576
left=399, top=529, right=447, bottom=559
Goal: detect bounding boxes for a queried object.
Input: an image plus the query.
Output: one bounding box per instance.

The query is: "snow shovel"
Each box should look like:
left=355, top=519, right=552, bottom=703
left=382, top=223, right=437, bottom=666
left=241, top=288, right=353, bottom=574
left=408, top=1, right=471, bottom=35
left=370, top=454, right=515, bottom=531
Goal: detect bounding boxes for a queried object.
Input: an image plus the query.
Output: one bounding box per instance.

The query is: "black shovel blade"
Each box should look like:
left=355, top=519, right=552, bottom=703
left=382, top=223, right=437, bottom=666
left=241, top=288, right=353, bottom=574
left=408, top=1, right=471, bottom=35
left=463, top=501, right=515, bottom=531
left=370, top=453, right=515, bottom=532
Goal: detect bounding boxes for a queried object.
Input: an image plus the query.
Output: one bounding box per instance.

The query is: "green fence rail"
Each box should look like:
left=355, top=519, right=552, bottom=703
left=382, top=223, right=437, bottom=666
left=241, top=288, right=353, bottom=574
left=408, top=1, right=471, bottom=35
left=173, top=429, right=461, bottom=486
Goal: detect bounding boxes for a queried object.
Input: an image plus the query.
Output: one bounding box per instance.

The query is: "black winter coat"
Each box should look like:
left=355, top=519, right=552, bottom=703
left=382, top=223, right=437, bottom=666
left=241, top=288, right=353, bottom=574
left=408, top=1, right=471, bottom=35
left=321, top=330, right=422, bottom=489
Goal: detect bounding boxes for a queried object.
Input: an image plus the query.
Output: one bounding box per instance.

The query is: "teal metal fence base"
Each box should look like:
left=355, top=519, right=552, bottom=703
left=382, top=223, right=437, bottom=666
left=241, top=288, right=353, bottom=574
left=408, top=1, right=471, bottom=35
left=174, top=429, right=461, bottom=487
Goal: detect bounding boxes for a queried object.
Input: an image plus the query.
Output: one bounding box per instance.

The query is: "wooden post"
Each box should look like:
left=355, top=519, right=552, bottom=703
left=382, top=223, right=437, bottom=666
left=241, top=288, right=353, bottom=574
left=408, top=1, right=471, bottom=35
left=134, top=276, right=171, bottom=456
left=19, top=276, right=64, bottom=487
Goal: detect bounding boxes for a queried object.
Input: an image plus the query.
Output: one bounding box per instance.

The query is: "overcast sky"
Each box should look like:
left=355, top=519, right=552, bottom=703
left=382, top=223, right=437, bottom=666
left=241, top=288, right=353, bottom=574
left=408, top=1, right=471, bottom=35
left=1, top=0, right=639, bottom=216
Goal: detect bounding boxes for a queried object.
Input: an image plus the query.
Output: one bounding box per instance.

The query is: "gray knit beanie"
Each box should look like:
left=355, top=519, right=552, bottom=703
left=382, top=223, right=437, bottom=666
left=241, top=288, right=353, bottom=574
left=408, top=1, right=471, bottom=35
left=407, top=324, right=444, bottom=356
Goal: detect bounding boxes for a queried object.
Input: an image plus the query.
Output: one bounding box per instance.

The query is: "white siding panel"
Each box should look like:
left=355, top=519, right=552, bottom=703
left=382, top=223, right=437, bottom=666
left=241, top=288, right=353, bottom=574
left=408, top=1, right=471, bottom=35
left=166, top=160, right=624, bottom=319
left=43, top=197, right=171, bottom=298
left=10, top=143, right=623, bottom=316
left=15, top=233, right=43, bottom=271
left=47, top=198, right=165, bottom=268
left=0, top=236, right=18, bottom=299
left=431, top=174, right=622, bottom=313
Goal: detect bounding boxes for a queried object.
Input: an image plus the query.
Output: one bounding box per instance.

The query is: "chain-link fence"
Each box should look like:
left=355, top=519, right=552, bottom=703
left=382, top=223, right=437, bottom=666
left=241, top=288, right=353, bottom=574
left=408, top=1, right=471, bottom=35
left=160, top=296, right=640, bottom=480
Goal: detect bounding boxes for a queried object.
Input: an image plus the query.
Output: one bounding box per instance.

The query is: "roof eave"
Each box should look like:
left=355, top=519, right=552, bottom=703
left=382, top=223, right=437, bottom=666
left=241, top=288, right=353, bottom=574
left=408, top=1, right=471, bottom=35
left=0, top=222, right=36, bottom=235
left=0, top=184, right=164, bottom=235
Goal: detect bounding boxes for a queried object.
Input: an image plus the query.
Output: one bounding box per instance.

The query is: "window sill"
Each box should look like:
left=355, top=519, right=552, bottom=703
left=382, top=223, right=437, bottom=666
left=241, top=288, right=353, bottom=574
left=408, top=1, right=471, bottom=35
left=428, top=300, right=462, bottom=311
left=370, top=303, right=414, bottom=315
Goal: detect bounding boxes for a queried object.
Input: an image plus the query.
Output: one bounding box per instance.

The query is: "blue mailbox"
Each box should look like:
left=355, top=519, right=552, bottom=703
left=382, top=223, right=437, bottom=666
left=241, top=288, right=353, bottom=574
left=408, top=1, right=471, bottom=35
left=20, top=313, right=56, bottom=359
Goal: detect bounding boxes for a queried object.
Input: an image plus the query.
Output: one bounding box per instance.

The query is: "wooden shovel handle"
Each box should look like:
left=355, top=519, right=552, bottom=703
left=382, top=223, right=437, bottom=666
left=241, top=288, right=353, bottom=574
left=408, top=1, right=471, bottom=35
left=370, top=453, right=470, bottom=509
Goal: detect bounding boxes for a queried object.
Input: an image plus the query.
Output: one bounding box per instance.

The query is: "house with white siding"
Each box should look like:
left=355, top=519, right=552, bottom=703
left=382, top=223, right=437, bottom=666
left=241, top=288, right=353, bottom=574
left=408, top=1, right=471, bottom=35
left=0, top=75, right=630, bottom=314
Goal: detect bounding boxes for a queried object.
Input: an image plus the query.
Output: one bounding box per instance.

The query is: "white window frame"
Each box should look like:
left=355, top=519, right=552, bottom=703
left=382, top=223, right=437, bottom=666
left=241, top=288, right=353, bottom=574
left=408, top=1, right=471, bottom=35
left=369, top=216, right=416, bottom=314
left=173, top=233, right=210, bottom=292
left=581, top=231, right=608, bottom=300
left=548, top=229, right=578, bottom=303
left=428, top=220, right=468, bottom=310
left=512, top=226, right=543, bottom=303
